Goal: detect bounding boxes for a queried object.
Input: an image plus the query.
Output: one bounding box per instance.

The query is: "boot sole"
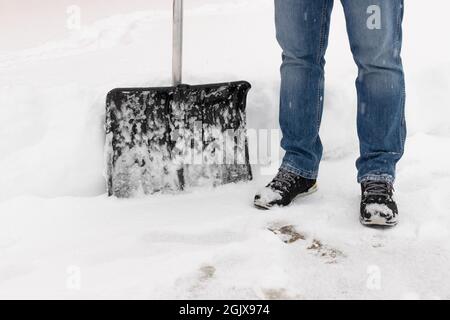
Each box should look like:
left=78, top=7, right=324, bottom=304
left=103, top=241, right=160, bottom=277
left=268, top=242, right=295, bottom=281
left=360, top=216, right=398, bottom=228
left=254, top=183, right=318, bottom=210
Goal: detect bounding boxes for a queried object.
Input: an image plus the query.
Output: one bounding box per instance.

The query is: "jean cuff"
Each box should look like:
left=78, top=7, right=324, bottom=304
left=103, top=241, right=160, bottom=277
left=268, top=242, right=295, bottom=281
left=358, top=174, right=395, bottom=185
left=280, top=162, right=318, bottom=180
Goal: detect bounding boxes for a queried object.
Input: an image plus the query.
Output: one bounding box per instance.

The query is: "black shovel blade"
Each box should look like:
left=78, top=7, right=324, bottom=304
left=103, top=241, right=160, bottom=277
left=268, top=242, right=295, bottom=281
left=105, top=81, right=252, bottom=198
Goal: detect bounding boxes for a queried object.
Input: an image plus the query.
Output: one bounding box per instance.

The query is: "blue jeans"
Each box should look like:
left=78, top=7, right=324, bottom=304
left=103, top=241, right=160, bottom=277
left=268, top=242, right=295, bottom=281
left=276, top=0, right=406, bottom=184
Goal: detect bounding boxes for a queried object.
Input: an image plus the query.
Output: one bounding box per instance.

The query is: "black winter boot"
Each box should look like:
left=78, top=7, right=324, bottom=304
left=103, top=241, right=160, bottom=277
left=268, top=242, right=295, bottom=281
left=254, top=169, right=317, bottom=210
left=360, top=180, right=399, bottom=227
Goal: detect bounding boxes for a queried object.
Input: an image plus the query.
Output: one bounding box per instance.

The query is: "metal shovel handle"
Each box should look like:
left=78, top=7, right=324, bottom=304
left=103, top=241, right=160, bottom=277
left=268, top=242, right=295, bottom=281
left=172, top=0, right=183, bottom=86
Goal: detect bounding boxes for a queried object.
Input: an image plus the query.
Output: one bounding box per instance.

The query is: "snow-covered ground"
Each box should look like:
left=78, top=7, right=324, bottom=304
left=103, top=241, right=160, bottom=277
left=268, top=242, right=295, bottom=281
left=1, top=0, right=450, bottom=299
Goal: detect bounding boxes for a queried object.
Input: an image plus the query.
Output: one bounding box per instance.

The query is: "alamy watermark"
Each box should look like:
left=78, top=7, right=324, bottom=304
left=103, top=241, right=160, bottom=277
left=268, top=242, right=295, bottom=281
left=66, top=5, right=82, bottom=30
left=366, top=265, right=381, bottom=290
left=367, top=5, right=382, bottom=30
left=165, top=123, right=281, bottom=176
left=66, top=265, right=82, bottom=291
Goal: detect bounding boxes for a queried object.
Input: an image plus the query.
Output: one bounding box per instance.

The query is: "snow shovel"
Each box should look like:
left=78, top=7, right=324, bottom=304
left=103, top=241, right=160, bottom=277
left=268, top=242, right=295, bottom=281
left=105, top=0, right=252, bottom=198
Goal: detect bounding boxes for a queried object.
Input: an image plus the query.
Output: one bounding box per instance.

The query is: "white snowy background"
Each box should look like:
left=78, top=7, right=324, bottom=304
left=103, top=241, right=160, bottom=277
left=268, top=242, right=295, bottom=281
left=1, top=0, right=450, bottom=299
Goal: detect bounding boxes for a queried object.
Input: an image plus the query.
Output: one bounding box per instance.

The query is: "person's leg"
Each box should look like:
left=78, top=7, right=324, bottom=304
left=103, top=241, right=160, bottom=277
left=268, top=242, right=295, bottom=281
left=341, top=0, right=406, bottom=184
left=253, top=0, right=333, bottom=210
left=275, top=0, right=334, bottom=180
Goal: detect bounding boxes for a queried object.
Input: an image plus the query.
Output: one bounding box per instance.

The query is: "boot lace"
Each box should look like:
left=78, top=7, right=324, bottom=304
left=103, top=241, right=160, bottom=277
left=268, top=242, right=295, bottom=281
left=269, top=170, right=298, bottom=193
left=363, top=181, right=393, bottom=197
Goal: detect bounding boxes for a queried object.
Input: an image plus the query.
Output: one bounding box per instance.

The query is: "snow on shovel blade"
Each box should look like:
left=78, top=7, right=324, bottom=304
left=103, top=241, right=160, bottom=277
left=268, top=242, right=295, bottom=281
left=105, top=81, right=253, bottom=198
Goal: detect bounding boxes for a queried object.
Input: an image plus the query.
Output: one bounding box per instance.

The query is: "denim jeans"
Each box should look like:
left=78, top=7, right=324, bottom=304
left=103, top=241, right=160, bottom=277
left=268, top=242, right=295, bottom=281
left=276, top=0, right=406, bottom=184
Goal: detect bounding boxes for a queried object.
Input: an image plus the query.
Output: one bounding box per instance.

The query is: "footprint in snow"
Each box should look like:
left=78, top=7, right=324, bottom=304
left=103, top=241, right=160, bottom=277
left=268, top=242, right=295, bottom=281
left=199, top=265, right=216, bottom=282
left=260, top=288, right=302, bottom=300
left=176, top=264, right=217, bottom=299
left=268, top=224, right=345, bottom=264
left=268, top=225, right=306, bottom=244
left=306, top=239, right=345, bottom=264
left=371, top=234, right=387, bottom=248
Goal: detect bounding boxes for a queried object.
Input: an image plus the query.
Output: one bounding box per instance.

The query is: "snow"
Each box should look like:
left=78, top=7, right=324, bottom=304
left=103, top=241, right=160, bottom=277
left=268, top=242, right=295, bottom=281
left=1, top=0, right=450, bottom=299
left=365, top=204, right=394, bottom=217
left=256, top=187, right=282, bottom=204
